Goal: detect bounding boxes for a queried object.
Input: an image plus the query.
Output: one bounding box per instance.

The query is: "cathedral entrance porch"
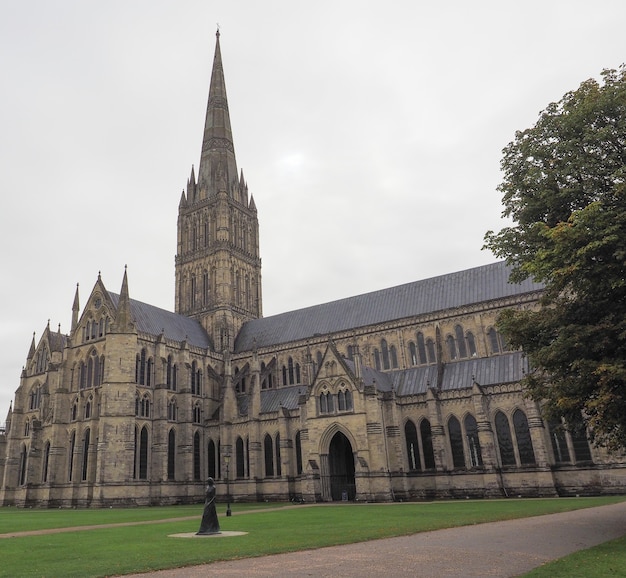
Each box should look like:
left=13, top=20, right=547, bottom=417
left=320, top=431, right=356, bottom=501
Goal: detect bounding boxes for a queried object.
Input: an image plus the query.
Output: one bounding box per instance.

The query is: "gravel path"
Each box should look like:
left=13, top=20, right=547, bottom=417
left=121, top=500, right=626, bottom=578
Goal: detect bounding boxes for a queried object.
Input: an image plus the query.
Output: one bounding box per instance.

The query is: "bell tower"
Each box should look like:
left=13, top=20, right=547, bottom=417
left=175, top=30, right=262, bottom=349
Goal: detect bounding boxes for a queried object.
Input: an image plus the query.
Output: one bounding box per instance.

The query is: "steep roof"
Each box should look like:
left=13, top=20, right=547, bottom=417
left=234, top=261, right=543, bottom=352
left=108, top=293, right=212, bottom=349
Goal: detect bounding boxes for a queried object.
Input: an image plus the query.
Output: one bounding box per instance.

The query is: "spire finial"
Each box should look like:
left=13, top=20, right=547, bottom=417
left=216, top=23, right=220, bottom=37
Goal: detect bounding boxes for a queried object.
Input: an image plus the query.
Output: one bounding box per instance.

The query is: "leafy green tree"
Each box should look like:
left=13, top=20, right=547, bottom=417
left=484, top=65, right=626, bottom=450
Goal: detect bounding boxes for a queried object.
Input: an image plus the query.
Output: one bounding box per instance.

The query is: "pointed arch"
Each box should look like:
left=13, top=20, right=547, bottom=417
left=420, top=418, right=436, bottom=469
left=42, top=440, right=51, bottom=483
left=404, top=420, right=421, bottom=471
left=448, top=415, right=465, bottom=468
left=495, top=411, right=516, bottom=466
left=464, top=414, right=483, bottom=467
left=193, top=431, right=201, bottom=480
left=513, top=409, right=536, bottom=465
left=264, top=433, right=274, bottom=477
left=81, top=428, right=90, bottom=481
left=236, top=436, right=245, bottom=478
left=167, top=429, right=176, bottom=480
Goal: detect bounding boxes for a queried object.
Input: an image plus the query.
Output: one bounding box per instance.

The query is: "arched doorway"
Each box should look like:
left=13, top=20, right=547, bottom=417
left=328, top=432, right=356, bottom=501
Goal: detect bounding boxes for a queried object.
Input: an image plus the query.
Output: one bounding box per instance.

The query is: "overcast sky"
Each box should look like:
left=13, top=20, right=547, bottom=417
left=1, top=0, right=625, bottom=416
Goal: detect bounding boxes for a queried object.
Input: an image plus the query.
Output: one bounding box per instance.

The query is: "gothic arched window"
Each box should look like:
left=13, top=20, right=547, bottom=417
left=495, top=411, right=516, bottom=466
left=405, top=420, right=421, bottom=471
left=513, top=409, right=536, bottom=465
left=264, top=433, right=274, bottom=477
left=465, top=414, right=483, bottom=467
left=448, top=415, right=465, bottom=468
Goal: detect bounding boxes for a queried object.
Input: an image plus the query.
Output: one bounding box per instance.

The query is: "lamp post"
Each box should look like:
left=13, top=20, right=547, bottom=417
left=224, top=454, right=232, bottom=517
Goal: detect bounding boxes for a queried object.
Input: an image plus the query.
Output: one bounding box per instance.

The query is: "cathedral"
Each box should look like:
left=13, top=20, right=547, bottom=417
left=1, top=32, right=625, bottom=507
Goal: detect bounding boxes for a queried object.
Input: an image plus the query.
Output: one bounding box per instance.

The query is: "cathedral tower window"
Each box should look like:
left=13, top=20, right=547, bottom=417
left=167, top=429, right=176, bottom=480
left=203, top=270, right=209, bottom=305
left=408, top=342, right=417, bottom=365
left=85, top=396, right=93, bottom=419
left=24, top=419, right=30, bottom=437
left=190, top=274, right=197, bottom=308
left=71, top=399, right=78, bottom=421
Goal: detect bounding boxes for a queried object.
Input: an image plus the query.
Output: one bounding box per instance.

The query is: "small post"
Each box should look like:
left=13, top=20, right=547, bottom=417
left=224, top=453, right=232, bottom=516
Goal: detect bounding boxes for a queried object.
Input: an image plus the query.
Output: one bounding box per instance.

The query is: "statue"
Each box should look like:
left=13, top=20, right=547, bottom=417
left=196, top=477, right=221, bottom=535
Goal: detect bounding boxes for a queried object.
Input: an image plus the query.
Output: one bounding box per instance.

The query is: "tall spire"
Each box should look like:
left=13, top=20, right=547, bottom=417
left=197, top=29, right=239, bottom=198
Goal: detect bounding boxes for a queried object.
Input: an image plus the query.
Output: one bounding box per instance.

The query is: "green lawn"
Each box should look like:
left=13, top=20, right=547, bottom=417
left=522, top=534, right=626, bottom=578
left=0, top=497, right=624, bottom=578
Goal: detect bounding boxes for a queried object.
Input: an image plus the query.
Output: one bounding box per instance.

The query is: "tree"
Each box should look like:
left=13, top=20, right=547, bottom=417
left=484, top=65, right=626, bottom=450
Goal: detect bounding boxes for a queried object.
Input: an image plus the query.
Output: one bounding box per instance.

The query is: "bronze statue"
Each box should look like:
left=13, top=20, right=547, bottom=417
left=196, top=477, right=221, bottom=535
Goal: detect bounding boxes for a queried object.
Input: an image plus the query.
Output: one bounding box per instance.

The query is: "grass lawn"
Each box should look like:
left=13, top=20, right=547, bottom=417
left=0, top=496, right=624, bottom=577
left=522, top=534, right=626, bottom=578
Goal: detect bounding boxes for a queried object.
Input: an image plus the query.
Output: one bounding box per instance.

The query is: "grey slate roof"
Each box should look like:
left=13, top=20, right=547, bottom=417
left=234, top=261, right=543, bottom=352
left=237, top=385, right=307, bottom=415
left=108, top=293, right=212, bottom=349
left=261, top=385, right=307, bottom=412
left=392, top=351, right=528, bottom=396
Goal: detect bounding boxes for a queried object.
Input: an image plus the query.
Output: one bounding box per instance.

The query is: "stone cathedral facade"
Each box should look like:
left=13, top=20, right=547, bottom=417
left=1, top=32, right=625, bottom=508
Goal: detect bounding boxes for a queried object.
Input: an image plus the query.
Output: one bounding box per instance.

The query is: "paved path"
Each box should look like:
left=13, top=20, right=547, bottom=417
left=122, top=500, right=626, bottom=578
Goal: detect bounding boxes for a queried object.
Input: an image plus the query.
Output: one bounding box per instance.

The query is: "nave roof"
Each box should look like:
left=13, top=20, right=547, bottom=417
left=234, top=261, right=543, bottom=352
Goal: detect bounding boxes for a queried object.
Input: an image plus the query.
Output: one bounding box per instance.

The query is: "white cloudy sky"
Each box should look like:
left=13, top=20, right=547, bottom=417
left=0, top=0, right=624, bottom=415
